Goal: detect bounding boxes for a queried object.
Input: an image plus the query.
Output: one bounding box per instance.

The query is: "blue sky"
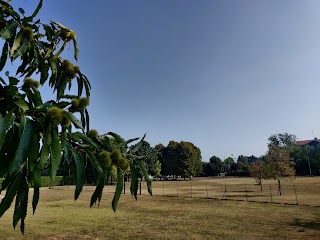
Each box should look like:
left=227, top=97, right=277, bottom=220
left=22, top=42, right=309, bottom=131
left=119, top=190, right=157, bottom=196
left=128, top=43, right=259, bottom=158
left=6, top=0, right=320, bottom=161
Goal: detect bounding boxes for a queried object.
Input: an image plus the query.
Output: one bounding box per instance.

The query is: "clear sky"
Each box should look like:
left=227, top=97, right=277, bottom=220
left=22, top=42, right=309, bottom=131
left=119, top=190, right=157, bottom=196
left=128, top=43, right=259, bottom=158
left=6, top=0, right=320, bottom=162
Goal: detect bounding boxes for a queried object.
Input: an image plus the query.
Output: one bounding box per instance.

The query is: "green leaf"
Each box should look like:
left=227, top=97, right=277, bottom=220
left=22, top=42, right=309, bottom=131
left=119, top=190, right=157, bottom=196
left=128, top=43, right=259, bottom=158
left=60, top=126, right=67, bottom=150
left=3, top=111, right=15, bottom=131
left=0, top=41, right=8, bottom=71
left=30, top=84, right=43, bottom=106
left=90, top=176, right=106, bottom=207
left=0, top=173, right=21, bottom=218
left=108, top=132, right=125, bottom=144
left=131, top=134, right=146, bottom=153
left=28, top=132, right=40, bottom=172
left=73, top=151, right=84, bottom=200
left=9, top=77, right=19, bottom=85
left=18, top=8, right=25, bottom=15
left=31, top=0, right=43, bottom=18
left=0, top=76, right=6, bottom=85
left=40, top=122, right=52, bottom=166
left=85, top=150, right=103, bottom=176
left=43, top=24, right=53, bottom=42
left=13, top=98, right=29, bottom=111
left=10, top=31, right=23, bottom=57
left=12, top=39, right=28, bottom=60
left=32, top=187, right=39, bottom=214
left=72, top=38, right=79, bottom=60
left=129, top=160, right=139, bottom=200
left=49, top=125, right=62, bottom=181
left=136, top=159, right=152, bottom=196
left=13, top=176, right=28, bottom=232
left=85, top=109, right=89, bottom=133
left=0, top=126, right=19, bottom=177
left=73, top=132, right=99, bottom=148
left=63, top=142, right=72, bottom=164
left=9, top=119, right=33, bottom=174
left=63, top=111, right=84, bottom=130
left=77, top=77, right=83, bottom=97
left=50, top=55, right=57, bottom=77
left=116, top=137, right=139, bottom=150
left=0, top=114, right=5, bottom=152
left=0, top=21, right=18, bottom=40
left=40, top=63, right=49, bottom=84
left=112, top=167, right=123, bottom=212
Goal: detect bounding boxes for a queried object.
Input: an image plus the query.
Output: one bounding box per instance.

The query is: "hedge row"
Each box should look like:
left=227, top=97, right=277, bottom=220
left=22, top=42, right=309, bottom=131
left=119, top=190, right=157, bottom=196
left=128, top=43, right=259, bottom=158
left=0, top=176, right=64, bottom=188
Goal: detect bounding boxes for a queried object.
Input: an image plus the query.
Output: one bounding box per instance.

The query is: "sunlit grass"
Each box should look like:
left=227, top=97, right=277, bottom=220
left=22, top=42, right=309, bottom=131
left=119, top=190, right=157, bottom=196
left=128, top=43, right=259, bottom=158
left=0, top=177, right=320, bottom=239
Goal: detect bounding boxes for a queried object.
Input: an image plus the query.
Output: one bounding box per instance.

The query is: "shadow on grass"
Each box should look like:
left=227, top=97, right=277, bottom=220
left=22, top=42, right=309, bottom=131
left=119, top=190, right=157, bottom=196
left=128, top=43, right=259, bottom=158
left=291, top=218, right=320, bottom=231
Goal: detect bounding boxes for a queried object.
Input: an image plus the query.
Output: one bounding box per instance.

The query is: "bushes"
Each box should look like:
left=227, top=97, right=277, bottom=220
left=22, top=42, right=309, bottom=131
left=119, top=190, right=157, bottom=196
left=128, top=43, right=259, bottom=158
left=0, top=177, right=63, bottom=189
left=40, top=176, right=64, bottom=187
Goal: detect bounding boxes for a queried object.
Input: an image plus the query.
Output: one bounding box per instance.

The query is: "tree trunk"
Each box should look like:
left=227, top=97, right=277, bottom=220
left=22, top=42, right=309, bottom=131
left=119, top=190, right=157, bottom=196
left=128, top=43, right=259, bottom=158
left=277, top=179, right=284, bottom=196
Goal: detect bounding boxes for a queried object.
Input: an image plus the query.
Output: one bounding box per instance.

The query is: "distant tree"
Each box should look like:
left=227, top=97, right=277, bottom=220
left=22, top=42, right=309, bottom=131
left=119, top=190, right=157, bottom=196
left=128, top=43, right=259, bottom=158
left=202, top=162, right=212, bottom=176
left=265, top=147, right=295, bottom=195
left=154, top=160, right=162, bottom=178
left=237, top=155, right=249, bottom=176
left=158, top=141, right=202, bottom=178
left=209, top=156, right=223, bottom=176
left=224, top=157, right=235, bottom=175
left=268, top=133, right=296, bottom=149
left=249, top=157, right=266, bottom=191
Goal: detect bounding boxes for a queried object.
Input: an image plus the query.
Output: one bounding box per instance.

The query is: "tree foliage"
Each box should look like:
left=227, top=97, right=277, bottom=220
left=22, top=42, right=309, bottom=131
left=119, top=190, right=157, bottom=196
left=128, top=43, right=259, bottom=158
left=130, top=140, right=159, bottom=176
left=0, top=1, right=151, bottom=233
left=157, top=141, right=203, bottom=177
left=268, top=133, right=296, bottom=149
left=265, top=146, right=295, bottom=195
left=203, top=156, right=223, bottom=176
left=249, top=157, right=266, bottom=190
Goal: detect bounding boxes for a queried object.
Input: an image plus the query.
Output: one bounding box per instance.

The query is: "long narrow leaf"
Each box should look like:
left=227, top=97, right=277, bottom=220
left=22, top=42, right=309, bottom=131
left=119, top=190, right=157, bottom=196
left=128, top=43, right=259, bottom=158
left=85, top=150, right=103, bottom=176
left=73, top=151, right=84, bottom=200
left=112, top=167, right=123, bottom=212
left=31, top=0, right=43, bottom=18
left=0, top=41, right=8, bottom=71
left=0, top=21, right=18, bottom=40
left=136, top=159, right=152, bottom=196
left=73, top=131, right=98, bottom=148
left=13, top=175, right=28, bottom=230
left=72, top=38, right=79, bottom=60
left=90, top=176, right=105, bottom=207
left=3, top=111, right=15, bottom=131
left=10, top=31, right=22, bottom=57
left=131, top=134, right=146, bottom=154
left=9, top=119, right=33, bottom=174
left=40, top=122, right=52, bottom=166
left=32, top=186, right=39, bottom=214
left=28, top=131, right=40, bottom=172
left=129, top=160, right=139, bottom=200
left=12, top=39, right=28, bottom=60
left=49, top=125, right=62, bottom=181
left=0, top=173, right=21, bottom=218
left=63, top=111, right=84, bottom=130
left=85, top=109, right=89, bottom=133
left=108, top=132, right=125, bottom=144
left=0, top=114, right=5, bottom=152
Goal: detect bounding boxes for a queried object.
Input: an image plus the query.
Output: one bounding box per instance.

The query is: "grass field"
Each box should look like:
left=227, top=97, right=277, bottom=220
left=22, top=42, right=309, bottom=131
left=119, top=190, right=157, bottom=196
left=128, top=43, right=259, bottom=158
left=0, top=177, right=319, bottom=239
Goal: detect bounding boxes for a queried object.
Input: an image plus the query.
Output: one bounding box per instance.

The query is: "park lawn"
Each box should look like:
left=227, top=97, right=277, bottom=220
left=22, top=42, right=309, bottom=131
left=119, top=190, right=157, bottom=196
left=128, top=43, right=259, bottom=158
left=0, top=185, right=319, bottom=240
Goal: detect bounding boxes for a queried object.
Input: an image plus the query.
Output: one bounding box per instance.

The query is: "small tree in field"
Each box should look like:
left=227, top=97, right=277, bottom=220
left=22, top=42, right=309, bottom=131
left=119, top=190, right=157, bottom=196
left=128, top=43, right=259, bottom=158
left=249, top=159, right=266, bottom=191
left=265, top=147, right=295, bottom=195
left=0, top=1, right=151, bottom=233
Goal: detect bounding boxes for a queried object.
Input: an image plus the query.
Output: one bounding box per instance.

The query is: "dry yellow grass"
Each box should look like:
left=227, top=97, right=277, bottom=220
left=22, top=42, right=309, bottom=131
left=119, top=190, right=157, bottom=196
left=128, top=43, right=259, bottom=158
left=0, top=177, right=319, bottom=239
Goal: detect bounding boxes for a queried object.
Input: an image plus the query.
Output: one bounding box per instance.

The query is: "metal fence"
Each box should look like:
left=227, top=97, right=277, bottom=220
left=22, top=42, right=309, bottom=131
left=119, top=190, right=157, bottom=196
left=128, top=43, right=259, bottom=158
left=51, top=178, right=320, bottom=207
